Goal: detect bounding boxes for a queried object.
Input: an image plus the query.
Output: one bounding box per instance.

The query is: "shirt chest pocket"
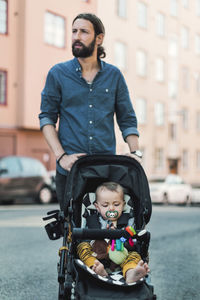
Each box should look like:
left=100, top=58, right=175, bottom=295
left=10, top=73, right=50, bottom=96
left=93, top=88, right=115, bottom=112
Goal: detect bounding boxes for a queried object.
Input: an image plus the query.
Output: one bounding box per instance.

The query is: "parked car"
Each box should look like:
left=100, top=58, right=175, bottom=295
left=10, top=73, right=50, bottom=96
left=149, top=174, right=192, bottom=205
left=191, top=185, right=200, bottom=205
left=0, top=156, right=54, bottom=204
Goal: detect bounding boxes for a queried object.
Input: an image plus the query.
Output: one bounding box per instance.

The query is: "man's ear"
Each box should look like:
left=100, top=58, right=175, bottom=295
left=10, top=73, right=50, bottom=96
left=96, top=33, right=104, bottom=46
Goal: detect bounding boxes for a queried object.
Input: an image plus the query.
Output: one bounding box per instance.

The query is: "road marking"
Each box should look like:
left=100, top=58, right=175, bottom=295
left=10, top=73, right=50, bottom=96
left=0, top=216, right=45, bottom=227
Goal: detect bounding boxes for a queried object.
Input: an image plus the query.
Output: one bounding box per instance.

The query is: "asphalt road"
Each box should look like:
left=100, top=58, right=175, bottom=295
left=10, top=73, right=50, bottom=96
left=0, top=204, right=199, bottom=300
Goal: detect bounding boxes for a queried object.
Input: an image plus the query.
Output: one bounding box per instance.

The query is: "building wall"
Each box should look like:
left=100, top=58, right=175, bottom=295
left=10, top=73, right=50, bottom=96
left=0, top=0, right=97, bottom=170
left=1, top=0, right=200, bottom=184
left=97, top=0, right=200, bottom=184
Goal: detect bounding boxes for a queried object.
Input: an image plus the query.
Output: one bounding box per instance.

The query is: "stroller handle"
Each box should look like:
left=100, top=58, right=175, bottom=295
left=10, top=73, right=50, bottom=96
left=72, top=228, right=147, bottom=240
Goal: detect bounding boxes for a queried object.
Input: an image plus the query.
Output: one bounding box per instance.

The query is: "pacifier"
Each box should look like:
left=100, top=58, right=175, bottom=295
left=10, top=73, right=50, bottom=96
left=105, top=210, right=119, bottom=219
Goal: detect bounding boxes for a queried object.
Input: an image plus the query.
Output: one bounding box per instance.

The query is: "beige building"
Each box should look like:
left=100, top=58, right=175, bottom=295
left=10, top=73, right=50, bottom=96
left=0, top=0, right=200, bottom=184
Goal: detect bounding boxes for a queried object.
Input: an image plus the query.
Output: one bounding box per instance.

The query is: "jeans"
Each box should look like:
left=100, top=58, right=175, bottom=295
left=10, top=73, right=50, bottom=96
left=56, top=170, right=69, bottom=210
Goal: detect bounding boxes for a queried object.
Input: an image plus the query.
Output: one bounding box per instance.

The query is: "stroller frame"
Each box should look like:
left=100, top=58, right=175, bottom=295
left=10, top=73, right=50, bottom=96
left=43, top=155, right=157, bottom=300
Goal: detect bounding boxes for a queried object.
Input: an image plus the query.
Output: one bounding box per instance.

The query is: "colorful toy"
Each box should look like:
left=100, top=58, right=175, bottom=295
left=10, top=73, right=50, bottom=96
left=108, top=226, right=137, bottom=265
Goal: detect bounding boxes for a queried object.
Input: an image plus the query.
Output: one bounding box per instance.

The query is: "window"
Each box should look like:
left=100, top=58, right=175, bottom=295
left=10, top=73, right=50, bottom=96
left=155, top=57, right=165, bottom=82
left=196, top=112, right=200, bottom=132
left=168, top=35, right=178, bottom=57
left=168, top=81, right=178, bottom=99
left=0, top=0, right=7, bottom=34
left=196, top=151, right=200, bottom=169
left=136, top=98, right=147, bottom=124
left=138, top=1, right=147, bottom=29
left=197, top=0, right=200, bottom=17
left=182, top=0, right=189, bottom=8
left=155, top=148, right=164, bottom=170
left=156, top=12, right=165, bottom=37
left=182, top=149, right=189, bottom=169
left=169, top=61, right=178, bottom=81
left=170, top=0, right=178, bottom=17
left=117, top=0, right=127, bottom=18
left=0, top=70, right=7, bottom=105
left=182, top=67, right=190, bottom=91
left=181, top=26, right=189, bottom=49
left=136, top=50, right=147, bottom=77
left=169, top=123, right=177, bottom=140
left=44, top=11, right=65, bottom=48
left=195, top=34, right=200, bottom=55
left=196, top=73, right=200, bottom=93
left=155, top=102, right=164, bottom=126
left=114, top=41, right=126, bottom=70
left=182, top=109, right=189, bottom=130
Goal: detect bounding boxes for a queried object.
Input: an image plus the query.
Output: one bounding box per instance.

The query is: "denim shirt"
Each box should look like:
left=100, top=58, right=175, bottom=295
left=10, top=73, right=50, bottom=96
left=39, top=58, right=139, bottom=175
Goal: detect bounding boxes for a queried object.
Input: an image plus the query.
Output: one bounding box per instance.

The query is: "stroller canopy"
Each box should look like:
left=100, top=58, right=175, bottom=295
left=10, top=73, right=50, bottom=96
left=63, top=155, right=152, bottom=228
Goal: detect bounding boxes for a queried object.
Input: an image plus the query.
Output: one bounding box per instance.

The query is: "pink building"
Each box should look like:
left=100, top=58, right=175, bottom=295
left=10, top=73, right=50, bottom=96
left=1, top=0, right=200, bottom=184
left=0, top=0, right=97, bottom=170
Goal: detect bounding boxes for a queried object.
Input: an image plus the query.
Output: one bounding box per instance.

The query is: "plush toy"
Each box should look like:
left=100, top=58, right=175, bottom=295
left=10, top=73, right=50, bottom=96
left=108, top=243, right=128, bottom=265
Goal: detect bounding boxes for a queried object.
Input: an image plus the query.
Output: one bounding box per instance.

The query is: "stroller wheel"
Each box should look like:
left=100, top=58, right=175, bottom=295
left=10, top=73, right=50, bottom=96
left=58, top=283, right=65, bottom=300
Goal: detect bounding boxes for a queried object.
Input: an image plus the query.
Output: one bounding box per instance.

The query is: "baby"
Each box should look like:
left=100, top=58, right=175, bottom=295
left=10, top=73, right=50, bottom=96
left=77, top=182, right=150, bottom=283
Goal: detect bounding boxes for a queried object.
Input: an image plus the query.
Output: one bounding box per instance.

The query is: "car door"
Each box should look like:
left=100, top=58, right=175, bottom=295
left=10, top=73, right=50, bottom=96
left=0, top=156, right=22, bottom=199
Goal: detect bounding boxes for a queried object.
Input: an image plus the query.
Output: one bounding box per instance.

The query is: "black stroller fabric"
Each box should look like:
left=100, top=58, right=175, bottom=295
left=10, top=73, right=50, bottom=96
left=54, top=155, right=155, bottom=299
left=64, top=155, right=152, bottom=228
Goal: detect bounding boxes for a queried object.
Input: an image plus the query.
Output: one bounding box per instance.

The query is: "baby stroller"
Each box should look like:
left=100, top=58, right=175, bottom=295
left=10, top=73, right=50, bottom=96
left=43, top=155, right=156, bottom=300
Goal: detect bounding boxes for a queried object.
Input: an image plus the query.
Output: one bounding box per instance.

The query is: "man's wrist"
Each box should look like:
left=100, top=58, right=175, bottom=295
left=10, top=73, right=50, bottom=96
left=57, top=152, right=67, bottom=166
left=131, top=150, right=143, bottom=158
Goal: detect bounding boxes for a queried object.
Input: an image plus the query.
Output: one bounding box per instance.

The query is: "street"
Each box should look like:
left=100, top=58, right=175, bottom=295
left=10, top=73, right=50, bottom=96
left=0, top=204, right=200, bottom=300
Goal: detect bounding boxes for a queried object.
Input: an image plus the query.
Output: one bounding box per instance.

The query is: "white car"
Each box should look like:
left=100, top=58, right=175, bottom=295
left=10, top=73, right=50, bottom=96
left=149, top=174, right=192, bottom=205
left=191, top=186, right=200, bottom=205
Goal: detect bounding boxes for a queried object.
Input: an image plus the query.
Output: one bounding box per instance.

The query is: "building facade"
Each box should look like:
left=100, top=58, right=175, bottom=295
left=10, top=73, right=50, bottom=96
left=0, top=0, right=200, bottom=184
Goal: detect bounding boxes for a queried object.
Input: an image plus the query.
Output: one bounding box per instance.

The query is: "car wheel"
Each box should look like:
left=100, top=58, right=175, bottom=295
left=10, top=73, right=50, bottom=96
left=37, top=186, right=53, bottom=204
left=163, top=193, right=168, bottom=205
left=185, top=195, right=191, bottom=206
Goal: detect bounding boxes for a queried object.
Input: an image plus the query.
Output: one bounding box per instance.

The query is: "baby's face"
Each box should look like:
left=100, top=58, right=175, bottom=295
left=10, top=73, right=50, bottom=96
left=95, top=189, right=124, bottom=221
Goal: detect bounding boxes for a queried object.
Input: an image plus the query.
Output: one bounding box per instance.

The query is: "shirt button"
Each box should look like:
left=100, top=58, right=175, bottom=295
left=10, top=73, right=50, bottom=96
left=89, top=104, right=93, bottom=108
left=90, top=89, right=92, bottom=92
left=89, top=136, right=93, bottom=140
left=89, top=121, right=93, bottom=124
left=106, top=89, right=109, bottom=92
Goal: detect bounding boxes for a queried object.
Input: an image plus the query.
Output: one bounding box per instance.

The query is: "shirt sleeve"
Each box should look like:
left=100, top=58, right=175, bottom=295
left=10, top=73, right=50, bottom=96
left=39, top=67, right=61, bottom=129
left=115, top=71, right=139, bottom=140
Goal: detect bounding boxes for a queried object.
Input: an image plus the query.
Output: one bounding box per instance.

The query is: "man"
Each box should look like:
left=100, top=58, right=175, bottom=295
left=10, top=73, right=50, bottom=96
left=39, top=13, right=142, bottom=210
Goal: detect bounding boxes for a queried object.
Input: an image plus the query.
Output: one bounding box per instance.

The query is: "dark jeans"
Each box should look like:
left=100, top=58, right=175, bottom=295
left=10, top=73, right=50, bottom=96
left=56, top=170, right=69, bottom=210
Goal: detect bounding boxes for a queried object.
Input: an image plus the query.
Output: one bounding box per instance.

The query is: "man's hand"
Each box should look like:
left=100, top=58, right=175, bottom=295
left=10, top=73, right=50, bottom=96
left=59, top=153, right=86, bottom=171
left=124, top=152, right=142, bottom=164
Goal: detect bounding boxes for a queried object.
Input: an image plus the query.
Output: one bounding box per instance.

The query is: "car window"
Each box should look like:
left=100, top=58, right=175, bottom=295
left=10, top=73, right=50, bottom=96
left=166, top=175, right=183, bottom=184
left=0, top=157, right=21, bottom=177
left=19, top=157, right=47, bottom=176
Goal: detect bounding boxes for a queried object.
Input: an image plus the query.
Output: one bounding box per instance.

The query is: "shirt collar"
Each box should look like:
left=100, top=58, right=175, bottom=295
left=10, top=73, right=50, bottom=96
left=73, top=57, right=104, bottom=73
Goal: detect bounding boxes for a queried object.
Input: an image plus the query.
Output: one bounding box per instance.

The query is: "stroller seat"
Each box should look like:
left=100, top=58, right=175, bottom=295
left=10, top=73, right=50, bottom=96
left=43, top=154, right=156, bottom=300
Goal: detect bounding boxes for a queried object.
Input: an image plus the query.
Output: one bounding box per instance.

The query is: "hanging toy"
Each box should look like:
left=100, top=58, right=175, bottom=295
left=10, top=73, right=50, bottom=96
left=108, top=240, right=128, bottom=264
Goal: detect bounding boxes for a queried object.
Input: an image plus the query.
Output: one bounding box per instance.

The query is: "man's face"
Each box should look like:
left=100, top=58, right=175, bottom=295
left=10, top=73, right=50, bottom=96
left=95, top=189, right=125, bottom=222
left=72, top=18, right=97, bottom=58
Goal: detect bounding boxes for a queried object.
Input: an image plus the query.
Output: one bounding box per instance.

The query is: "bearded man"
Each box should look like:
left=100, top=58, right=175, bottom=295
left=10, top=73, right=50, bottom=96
left=39, top=13, right=141, bottom=210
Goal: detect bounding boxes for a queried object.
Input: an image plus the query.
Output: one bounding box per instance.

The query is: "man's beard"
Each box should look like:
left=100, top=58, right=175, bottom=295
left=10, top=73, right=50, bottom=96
left=72, top=38, right=96, bottom=58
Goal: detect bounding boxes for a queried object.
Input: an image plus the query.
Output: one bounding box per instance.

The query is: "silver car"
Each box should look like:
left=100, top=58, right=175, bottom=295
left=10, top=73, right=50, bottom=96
left=0, top=156, right=54, bottom=204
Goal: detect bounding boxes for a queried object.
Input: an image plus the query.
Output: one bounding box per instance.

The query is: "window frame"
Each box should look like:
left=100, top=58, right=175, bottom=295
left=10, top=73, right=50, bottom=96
left=117, top=0, right=127, bottom=18
left=0, top=69, right=7, bottom=106
left=0, top=0, right=8, bottom=35
left=137, top=1, right=147, bottom=29
left=114, top=41, right=127, bottom=71
left=44, top=10, right=66, bottom=49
